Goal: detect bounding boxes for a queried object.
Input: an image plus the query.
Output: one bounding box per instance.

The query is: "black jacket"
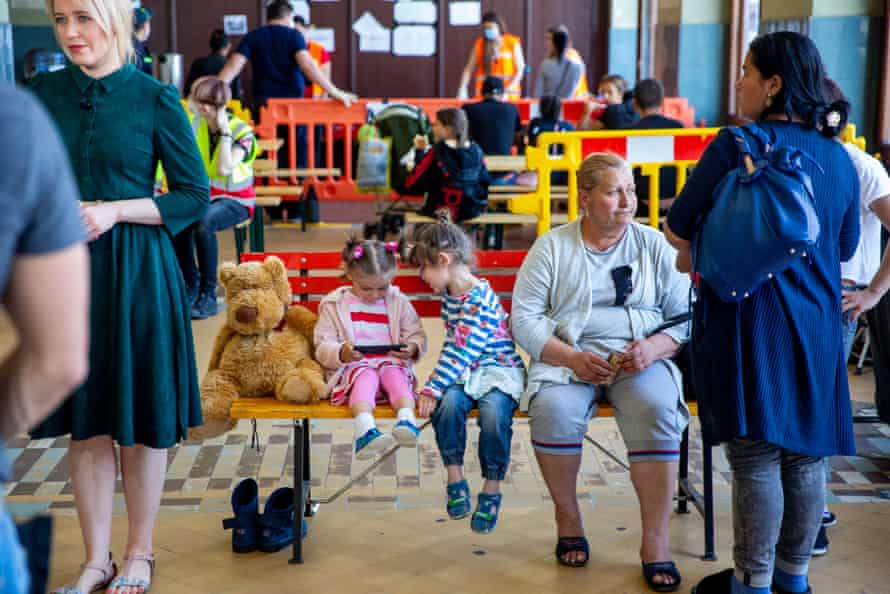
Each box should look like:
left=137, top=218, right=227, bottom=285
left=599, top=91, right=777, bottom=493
left=403, top=141, right=490, bottom=222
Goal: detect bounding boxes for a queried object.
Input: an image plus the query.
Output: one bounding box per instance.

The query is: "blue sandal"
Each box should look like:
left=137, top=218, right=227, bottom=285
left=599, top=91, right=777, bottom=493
left=470, top=492, right=502, bottom=534
left=445, top=480, right=471, bottom=520
left=642, top=561, right=682, bottom=592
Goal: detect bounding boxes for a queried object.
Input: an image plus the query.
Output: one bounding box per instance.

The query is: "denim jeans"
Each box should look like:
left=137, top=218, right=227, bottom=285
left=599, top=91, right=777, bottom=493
left=726, top=439, right=824, bottom=589
left=431, top=385, right=517, bottom=481
left=0, top=445, right=30, bottom=594
left=842, top=310, right=859, bottom=364
left=174, top=198, right=250, bottom=293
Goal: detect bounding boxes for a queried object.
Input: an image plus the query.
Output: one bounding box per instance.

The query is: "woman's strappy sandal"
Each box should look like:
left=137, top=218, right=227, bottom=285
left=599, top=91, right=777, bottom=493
left=51, top=554, right=117, bottom=594
left=106, top=554, right=155, bottom=594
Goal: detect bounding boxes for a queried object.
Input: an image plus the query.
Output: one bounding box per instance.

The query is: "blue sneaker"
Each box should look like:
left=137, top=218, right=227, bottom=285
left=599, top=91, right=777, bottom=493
left=471, top=492, right=502, bottom=534
left=445, top=480, right=472, bottom=520
left=354, top=427, right=396, bottom=461
left=222, top=478, right=260, bottom=553
left=392, top=419, right=420, bottom=447
left=259, top=486, right=308, bottom=553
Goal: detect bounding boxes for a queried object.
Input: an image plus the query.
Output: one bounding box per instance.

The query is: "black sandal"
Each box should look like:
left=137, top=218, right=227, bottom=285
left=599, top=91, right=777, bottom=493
left=642, top=561, right=681, bottom=592
left=555, top=536, right=589, bottom=567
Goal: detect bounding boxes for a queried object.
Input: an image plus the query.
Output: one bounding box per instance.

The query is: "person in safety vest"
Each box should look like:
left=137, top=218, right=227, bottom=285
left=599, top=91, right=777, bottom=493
left=174, top=77, right=258, bottom=320
left=553, top=25, right=590, bottom=98
left=457, top=12, right=525, bottom=101
left=132, top=7, right=153, bottom=76
left=294, top=15, right=331, bottom=99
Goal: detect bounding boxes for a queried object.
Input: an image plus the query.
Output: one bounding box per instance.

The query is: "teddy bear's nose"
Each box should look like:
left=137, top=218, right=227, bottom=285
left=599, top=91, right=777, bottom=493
left=235, top=306, right=258, bottom=324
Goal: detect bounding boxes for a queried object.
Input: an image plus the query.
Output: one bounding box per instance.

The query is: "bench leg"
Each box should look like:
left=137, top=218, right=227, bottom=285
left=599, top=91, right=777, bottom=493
left=302, top=417, right=314, bottom=517
left=249, top=206, right=265, bottom=252
left=290, top=418, right=307, bottom=564
left=677, top=427, right=690, bottom=514
left=701, top=440, right=717, bottom=561
left=234, top=226, right=246, bottom=262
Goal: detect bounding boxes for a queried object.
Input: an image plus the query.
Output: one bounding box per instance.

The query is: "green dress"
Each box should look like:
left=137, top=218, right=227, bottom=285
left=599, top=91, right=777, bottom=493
left=30, top=64, right=210, bottom=448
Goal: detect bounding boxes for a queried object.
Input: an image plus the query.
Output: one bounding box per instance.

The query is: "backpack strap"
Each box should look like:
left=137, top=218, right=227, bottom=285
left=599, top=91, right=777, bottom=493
left=726, top=126, right=758, bottom=175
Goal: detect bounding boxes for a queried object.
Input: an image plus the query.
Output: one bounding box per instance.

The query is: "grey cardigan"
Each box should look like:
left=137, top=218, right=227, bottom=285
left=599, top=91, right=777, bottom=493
left=511, top=219, right=691, bottom=409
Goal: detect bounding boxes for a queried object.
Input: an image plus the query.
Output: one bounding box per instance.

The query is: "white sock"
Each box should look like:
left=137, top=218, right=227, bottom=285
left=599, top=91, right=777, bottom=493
left=397, top=407, right=416, bottom=424
left=355, top=412, right=375, bottom=436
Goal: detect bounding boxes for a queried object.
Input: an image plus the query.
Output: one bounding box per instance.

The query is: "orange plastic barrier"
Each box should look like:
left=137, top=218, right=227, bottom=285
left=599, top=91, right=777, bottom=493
left=252, top=98, right=697, bottom=203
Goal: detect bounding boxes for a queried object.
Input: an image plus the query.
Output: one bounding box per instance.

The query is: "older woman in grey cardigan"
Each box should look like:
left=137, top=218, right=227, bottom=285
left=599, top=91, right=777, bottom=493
left=511, top=153, right=691, bottom=591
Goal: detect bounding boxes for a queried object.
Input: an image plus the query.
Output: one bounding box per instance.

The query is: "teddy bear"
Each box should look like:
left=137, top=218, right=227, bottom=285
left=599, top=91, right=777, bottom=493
left=191, top=256, right=327, bottom=439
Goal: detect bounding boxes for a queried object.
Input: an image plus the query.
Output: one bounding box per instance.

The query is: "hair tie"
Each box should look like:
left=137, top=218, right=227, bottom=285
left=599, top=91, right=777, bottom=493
left=384, top=241, right=399, bottom=253
left=826, top=110, right=841, bottom=129
left=352, top=245, right=364, bottom=260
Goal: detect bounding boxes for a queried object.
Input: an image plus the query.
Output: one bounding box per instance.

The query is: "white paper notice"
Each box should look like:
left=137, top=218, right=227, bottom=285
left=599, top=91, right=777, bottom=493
left=307, top=27, right=336, bottom=52
left=449, top=1, right=481, bottom=26
left=223, top=15, right=248, bottom=36
left=359, top=29, right=391, bottom=53
left=392, top=25, right=436, bottom=57
left=289, top=1, right=310, bottom=24
left=352, top=11, right=384, bottom=36
left=394, top=1, right=437, bottom=25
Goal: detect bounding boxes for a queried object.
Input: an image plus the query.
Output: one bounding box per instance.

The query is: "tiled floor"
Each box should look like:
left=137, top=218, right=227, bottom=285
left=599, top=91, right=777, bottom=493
left=3, top=225, right=890, bottom=593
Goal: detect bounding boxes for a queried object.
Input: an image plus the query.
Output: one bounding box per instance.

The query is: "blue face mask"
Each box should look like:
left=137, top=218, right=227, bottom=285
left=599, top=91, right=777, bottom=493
left=483, top=27, right=498, bottom=41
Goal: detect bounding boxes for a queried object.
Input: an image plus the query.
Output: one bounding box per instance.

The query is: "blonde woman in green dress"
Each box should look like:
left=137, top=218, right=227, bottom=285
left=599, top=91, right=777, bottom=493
left=30, top=1, right=209, bottom=592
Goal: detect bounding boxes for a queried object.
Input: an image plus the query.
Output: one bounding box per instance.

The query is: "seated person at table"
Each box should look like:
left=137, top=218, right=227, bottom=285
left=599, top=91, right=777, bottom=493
left=579, top=74, right=639, bottom=130
left=404, top=108, right=490, bottom=223
left=525, top=95, right=575, bottom=186
left=627, top=78, right=684, bottom=218
left=463, top=76, right=522, bottom=185
left=511, top=152, right=690, bottom=591
left=173, top=77, right=258, bottom=319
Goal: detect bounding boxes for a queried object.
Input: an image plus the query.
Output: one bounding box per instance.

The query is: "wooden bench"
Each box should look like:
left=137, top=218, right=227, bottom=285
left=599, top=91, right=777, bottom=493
left=231, top=251, right=716, bottom=565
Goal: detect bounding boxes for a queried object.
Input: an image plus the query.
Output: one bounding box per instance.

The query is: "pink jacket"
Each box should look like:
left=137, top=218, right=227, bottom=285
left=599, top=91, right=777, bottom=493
left=314, top=285, right=428, bottom=377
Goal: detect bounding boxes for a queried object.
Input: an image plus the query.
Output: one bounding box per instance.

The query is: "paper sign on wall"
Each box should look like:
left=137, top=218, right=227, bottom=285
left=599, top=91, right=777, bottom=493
left=359, top=30, right=391, bottom=53
left=352, top=11, right=384, bottom=36
left=394, top=1, right=437, bottom=25
left=392, top=25, right=436, bottom=57
left=289, top=1, right=310, bottom=24
left=307, top=27, right=336, bottom=52
left=449, top=2, right=481, bottom=26
left=223, top=15, right=248, bottom=36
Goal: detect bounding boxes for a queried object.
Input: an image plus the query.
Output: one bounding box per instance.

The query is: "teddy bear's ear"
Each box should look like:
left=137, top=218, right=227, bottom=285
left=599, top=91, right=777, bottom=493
left=263, top=256, right=286, bottom=278
left=219, top=262, right=238, bottom=285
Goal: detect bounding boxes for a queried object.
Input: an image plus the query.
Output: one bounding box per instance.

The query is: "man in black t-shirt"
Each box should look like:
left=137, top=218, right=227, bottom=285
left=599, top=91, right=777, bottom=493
left=463, top=77, right=522, bottom=183
left=218, top=0, right=354, bottom=108
left=627, top=78, right=684, bottom=218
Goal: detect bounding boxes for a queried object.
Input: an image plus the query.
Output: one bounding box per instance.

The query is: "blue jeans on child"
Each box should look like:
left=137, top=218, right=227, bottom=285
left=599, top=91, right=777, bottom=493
left=174, top=198, right=250, bottom=294
left=431, top=386, right=517, bottom=481
left=726, top=439, right=824, bottom=589
left=0, top=445, right=30, bottom=594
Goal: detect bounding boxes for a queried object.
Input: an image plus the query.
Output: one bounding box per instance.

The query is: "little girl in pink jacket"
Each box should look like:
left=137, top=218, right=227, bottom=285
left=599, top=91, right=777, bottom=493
left=314, top=238, right=427, bottom=460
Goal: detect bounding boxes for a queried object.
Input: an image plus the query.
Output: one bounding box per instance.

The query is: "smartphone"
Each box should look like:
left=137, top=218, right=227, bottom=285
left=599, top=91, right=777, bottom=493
left=355, top=344, right=407, bottom=355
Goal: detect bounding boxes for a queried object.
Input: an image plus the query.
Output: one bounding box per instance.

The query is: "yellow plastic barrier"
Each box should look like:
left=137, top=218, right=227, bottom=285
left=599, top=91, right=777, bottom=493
left=523, top=128, right=721, bottom=235
left=521, top=125, right=869, bottom=237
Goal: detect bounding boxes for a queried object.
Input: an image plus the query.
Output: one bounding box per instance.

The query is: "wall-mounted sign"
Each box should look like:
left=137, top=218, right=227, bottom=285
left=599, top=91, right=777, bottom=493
left=223, top=15, right=248, bottom=36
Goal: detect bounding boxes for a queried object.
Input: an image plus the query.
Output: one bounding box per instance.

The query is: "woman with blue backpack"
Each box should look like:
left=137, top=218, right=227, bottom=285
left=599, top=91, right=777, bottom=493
left=665, top=32, right=859, bottom=594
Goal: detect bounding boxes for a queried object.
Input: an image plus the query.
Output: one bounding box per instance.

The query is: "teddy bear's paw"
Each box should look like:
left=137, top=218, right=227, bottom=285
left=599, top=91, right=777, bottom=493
left=276, top=372, right=315, bottom=404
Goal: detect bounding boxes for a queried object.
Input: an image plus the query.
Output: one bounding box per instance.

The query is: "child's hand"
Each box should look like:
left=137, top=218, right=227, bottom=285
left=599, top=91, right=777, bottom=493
left=417, top=394, right=438, bottom=417
left=339, top=342, right=363, bottom=363
left=389, top=343, right=418, bottom=360
left=413, top=134, right=429, bottom=150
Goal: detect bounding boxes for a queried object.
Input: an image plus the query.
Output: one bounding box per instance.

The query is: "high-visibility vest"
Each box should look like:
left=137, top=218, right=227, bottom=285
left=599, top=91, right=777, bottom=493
left=473, top=34, right=522, bottom=100
left=191, top=114, right=258, bottom=194
left=307, top=40, right=327, bottom=99
left=564, top=48, right=590, bottom=98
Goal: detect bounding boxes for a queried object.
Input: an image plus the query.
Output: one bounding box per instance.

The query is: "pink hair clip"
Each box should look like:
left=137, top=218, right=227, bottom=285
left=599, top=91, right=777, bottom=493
left=384, top=241, right=399, bottom=253
left=352, top=245, right=364, bottom=259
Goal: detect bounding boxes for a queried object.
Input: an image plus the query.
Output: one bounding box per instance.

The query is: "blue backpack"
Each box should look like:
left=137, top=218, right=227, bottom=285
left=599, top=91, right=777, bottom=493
left=692, top=124, right=821, bottom=302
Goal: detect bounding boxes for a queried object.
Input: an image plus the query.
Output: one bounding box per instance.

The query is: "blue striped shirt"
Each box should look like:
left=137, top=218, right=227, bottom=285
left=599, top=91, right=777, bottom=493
left=422, top=280, right=524, bottom=399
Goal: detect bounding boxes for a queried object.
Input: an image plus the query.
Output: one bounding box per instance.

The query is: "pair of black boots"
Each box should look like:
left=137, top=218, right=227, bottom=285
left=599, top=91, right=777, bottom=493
left=223, top=478, right=306, bottom=553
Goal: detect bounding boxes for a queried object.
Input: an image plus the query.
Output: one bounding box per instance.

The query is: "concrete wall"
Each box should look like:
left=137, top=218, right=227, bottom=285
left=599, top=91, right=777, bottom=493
left=608, top=0, right=638, bottom=86
left=676, top=0, right=731, bottom=126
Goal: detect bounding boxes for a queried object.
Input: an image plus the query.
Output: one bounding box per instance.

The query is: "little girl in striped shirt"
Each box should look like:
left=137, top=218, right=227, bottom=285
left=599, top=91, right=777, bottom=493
left=314, top=238, right=427, bottom=460
left=410, top=220, right=526, bottom=534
